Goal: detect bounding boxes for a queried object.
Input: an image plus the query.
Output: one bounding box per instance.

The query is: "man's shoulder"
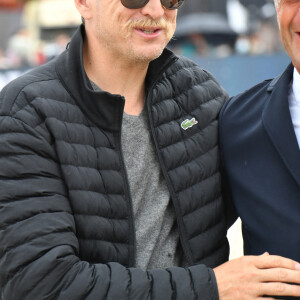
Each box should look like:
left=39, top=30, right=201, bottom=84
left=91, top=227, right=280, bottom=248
left=172, top=55, right=214, bottom=79
left=221, top=63, right=293, bottom=118
left=221, top=78, right=274, bottom=120
left=169, top=55, right=228, bottom=98
left=0, top=59, right=60, bottom=116
left=233, top=77, right=274, bottom=104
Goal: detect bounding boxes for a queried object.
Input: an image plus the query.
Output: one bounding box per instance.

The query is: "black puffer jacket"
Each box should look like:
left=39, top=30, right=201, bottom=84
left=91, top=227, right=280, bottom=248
left=0, top=26, right=228, bottom=299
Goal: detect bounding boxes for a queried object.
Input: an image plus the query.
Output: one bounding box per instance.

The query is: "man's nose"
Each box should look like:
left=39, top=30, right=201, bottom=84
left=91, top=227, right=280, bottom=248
left=140, top=0, right=165, bottom=20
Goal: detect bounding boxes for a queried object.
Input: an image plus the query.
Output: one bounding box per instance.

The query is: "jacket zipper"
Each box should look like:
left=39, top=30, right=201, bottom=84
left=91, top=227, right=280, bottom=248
left=146, top=57, right=194, bottom=266
left=116, top=98, right=136, bottom=267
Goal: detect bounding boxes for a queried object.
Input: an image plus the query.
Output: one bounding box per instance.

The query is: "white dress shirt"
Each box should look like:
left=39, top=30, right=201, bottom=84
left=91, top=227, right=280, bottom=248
left=288, top=68, right=300, bottom=148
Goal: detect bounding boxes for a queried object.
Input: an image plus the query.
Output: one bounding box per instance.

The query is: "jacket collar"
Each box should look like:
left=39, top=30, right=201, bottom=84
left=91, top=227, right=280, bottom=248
left=55, top=25, right=177, bottom=132
left=262, top=62, right=300, bottom=186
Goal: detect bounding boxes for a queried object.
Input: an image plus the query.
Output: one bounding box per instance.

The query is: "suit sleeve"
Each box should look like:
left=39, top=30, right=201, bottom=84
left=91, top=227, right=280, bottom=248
left=218, top=98, right=238, bottom=229
left=0, top=115, right=219, bottom=300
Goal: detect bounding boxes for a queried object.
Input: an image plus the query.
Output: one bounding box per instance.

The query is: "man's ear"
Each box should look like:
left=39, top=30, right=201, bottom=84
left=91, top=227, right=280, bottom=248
left=74, top=0, right=92, bottom=21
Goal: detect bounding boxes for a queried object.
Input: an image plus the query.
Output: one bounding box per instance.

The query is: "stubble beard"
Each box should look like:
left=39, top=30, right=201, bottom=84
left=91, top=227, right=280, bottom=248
left=121, top=17, right=176, bottom=63
left=94, top=17, right=176, bottom=64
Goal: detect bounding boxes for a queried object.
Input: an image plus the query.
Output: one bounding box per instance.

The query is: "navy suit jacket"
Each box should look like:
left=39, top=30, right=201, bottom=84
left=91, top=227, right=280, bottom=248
left=220, top=63, right=300, bottom=263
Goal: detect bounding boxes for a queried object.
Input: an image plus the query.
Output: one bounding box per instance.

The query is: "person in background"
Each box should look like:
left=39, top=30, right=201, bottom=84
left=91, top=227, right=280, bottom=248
left=220, top=0, right=300, bottom=298
left=6, top=28, right=34, bottom=68
left=0, top=0, right=300, bottom=299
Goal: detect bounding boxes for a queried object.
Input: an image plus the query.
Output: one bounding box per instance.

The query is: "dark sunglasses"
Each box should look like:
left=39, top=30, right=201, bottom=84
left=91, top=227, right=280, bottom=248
left=121, top=0, right=185, bottom=10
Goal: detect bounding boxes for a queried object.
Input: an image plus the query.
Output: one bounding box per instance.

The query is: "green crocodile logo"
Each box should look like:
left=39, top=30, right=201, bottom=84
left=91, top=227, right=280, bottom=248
left=181, top=118, right=198, bottom=130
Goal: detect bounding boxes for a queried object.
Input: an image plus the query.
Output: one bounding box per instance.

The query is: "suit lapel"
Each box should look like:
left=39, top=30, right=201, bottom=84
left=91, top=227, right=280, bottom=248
left=262, top=63, right=300, bottom=186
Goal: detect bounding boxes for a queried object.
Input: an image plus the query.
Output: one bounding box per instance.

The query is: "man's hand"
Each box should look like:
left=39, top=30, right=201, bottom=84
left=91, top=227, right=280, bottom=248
left=214, top=252, right=300, bottom=299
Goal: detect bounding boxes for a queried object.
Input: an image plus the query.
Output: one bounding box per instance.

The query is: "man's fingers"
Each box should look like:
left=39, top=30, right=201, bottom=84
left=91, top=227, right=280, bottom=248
left=261, top=282, right=300, bottom=297
left=255, top=254, right=300, bottom=270
left=261, top=268, right=300, bottom=284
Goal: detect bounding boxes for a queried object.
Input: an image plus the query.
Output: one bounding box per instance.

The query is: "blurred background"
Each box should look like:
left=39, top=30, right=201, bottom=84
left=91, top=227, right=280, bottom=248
left=0, top=0, right=290, bottom=259
left=0, top=0, right=290, bottom=95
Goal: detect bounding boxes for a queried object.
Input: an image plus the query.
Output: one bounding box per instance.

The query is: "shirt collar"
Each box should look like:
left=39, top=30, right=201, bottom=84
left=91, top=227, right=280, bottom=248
left=292, top=67, right=300, bottom=104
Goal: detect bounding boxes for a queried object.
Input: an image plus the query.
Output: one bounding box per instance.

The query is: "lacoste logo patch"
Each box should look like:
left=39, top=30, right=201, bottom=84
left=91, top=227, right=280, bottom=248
left=181, top=118, right=198, bottom=130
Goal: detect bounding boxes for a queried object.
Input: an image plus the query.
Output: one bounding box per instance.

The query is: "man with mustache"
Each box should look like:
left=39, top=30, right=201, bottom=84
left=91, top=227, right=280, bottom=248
left=219, top=0, right=300, bottom=299
left=0, top=0, right=299, bottom=299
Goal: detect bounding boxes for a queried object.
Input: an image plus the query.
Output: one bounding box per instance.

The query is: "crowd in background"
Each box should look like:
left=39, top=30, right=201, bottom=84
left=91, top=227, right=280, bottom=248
left=0, top=29, right=71, bottom=69
left=170, top=19, right=282, bottom=58
left=0, top=20, right=283, bottom=71
left=0, top=0, right=284, bottom=70
left=0, top=0, right=287, bottom=93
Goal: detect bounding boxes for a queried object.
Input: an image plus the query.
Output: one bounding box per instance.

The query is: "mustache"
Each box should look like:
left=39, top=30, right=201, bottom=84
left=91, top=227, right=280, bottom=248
left=123, top=18, right=174, bottom=37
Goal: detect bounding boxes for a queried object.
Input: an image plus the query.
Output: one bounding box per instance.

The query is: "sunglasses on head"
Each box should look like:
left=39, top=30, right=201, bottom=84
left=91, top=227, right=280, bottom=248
left=121, top=0, right=185, bottom=10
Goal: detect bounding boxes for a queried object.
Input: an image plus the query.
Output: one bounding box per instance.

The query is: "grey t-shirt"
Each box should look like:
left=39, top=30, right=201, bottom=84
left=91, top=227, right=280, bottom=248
left=122, top=107, right=184, bottom=270
left=91, top=81, right=184, bottom=270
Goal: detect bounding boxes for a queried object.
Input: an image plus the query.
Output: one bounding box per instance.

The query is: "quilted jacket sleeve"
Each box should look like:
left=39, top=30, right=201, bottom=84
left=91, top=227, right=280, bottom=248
left=0, top=116, right=219, bottom=299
